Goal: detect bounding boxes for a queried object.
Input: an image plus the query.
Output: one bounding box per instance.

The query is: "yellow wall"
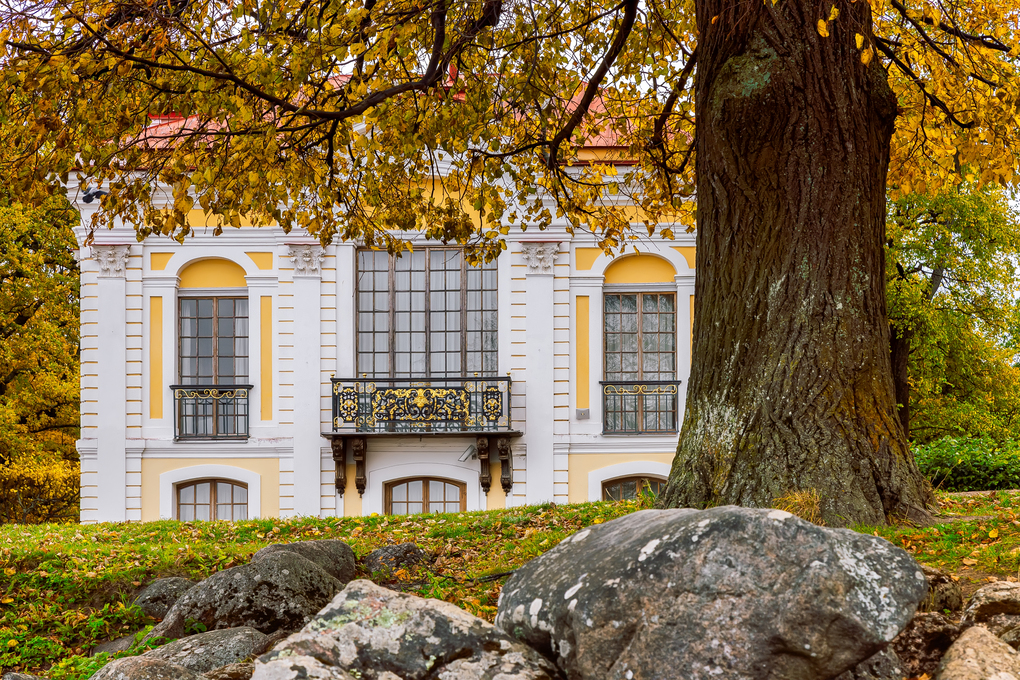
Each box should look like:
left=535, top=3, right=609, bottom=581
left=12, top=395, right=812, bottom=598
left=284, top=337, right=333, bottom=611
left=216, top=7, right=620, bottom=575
left=575, top=248, right=602, bottom=271
left=604, top=255, right=676, bottom=284
left=260, top=296, right=273, bottom=420
left=140, top=458, right=281, bottom=521
left=672, top=246, right=696, bottom=269
left=246, top=252, right=274, bottom=270
left=150, top=253, right=174, bottom=271
left=567, top=453, right=675, bottom=504
left=486, top=457, right=506, bottom=511
left=179, top=259, right=248, bottom=288
left=343, top=464, right=361, bottom=516
left=149, top=297, right=163, bottom=419
left=576, top=296, right=590, bottom=409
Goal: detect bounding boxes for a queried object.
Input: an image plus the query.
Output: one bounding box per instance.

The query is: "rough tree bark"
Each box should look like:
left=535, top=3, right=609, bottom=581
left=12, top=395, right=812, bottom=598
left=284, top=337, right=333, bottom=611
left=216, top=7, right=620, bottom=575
left=659, top=0, right=935, bottom=525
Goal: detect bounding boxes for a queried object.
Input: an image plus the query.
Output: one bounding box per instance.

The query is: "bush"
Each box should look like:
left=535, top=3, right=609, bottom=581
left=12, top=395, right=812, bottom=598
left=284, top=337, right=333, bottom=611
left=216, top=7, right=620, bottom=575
left=0, top=457, right=79, bottom=524
left=913, top=437, right=1020, bottom=492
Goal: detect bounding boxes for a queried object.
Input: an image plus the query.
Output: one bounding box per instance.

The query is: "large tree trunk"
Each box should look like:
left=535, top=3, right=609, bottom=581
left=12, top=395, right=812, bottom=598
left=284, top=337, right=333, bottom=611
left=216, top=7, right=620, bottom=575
left=659, top=0, right=935, bottom=525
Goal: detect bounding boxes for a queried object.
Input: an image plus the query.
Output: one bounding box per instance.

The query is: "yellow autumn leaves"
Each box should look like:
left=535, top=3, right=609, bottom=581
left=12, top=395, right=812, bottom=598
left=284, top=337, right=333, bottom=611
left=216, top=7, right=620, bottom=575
left=814, top=4, right=873, bottom=64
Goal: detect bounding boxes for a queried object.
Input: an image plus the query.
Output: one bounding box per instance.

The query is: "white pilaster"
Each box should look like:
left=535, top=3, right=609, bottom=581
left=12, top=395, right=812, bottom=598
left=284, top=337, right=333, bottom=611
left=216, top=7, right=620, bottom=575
left=288, top=244, right=324, bottom=516
left=676, top=272, right=695, bottom=426
left=94, top=245, right=131, bottom=522
left=521, top=242, right=559, bottom=505
left=332, top=243, right=356, bottom=516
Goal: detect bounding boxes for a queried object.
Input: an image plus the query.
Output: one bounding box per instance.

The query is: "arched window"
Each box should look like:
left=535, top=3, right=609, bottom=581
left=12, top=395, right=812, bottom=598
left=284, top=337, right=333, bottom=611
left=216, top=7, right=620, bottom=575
left=385, top=478, right=466, bottom=515
left=177, top=479, right=248, bottom=520
left=602, top=476, right=666, bottom=501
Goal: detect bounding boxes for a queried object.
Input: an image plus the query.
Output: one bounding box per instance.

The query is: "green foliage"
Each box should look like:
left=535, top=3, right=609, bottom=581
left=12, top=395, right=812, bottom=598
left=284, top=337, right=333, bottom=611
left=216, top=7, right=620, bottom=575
left=0, top=500, right=649, bottom=677
left=886, top=185, right=1020, bottom=442
left=913, top=437, right=1020, bottom=492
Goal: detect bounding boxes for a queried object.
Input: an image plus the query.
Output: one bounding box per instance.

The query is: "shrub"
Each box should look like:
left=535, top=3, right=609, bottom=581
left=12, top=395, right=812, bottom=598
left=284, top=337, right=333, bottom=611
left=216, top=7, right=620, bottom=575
left=913, top=437, right=1020, bottom=492
left=0, top=457, right=79, bottom=524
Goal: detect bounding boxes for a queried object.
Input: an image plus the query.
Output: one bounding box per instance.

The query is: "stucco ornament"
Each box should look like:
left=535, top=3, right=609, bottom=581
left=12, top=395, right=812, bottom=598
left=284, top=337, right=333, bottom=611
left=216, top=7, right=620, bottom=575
left=521, top=242, right=560, bottom=274
left=287, top=245, right=324, bottom=277
left=93, top=245, right=130, bottom=277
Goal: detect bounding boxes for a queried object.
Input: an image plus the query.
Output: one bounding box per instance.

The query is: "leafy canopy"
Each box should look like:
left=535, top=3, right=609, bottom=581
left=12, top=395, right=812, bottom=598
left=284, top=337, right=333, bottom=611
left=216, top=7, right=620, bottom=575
left=2, top=0, right=1020, bottom=252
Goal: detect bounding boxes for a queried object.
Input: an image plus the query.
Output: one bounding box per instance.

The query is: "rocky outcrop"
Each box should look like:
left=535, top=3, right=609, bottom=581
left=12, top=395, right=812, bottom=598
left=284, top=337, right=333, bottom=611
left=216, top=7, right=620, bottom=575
left=496, top=507, right=927, bottom=680
left=2, top=674, right=48, bottom=680
left=362, top=543, right=426, bottom=576
left=891, top=611, right=966, bottom=678
left=251, top=540, right=356, bottom=585
left=252, top=580, right=561, bottom=680
left=935, top=625, right=1020, bottom=679
left=919, top=565, right=964, bottom=613
left=832, top=648, right=905, bottom=680
left=91, top=633, right=136, bottom=656
left=89, top=656, right=205, bottom=680
left=143, top=627, right=268, bottom=673
left=133, top=577, right=196, bottom=620
left=202, top=663, right=255, bottom=680
left=961, top=580, right=1020, bottom=623
left=145, top=551, right=341, bottom=642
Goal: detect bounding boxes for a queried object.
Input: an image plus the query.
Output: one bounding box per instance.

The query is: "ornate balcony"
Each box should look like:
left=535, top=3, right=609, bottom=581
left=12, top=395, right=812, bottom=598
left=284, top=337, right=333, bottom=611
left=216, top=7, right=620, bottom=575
left=171, top=384, right=252, bottom=440
left=601, top=380, right=682, bottom=435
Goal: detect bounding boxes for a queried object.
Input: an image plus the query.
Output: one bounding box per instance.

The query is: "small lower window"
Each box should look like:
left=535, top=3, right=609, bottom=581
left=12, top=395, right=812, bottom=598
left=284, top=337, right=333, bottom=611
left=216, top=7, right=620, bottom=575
left=385, top=478, right=466, bottom=515
left=177, top=479, right=248, bottom=520
left=602, top=476, right=665, bottom=501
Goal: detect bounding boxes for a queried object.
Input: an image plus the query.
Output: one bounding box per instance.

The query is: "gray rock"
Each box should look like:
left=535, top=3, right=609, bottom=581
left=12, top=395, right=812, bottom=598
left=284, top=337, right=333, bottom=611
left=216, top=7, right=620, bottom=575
left=496, top=506, right=927, bottom=680
left=362, top=542, right=426, bottom=576
left=145, top=551, right=341, bottom=642
left=962, top=580, right=1020, bottom=624
left=252, top=580, right=562, bottom=680
left=133, top=577, right=196, bottom=620
left=251, top=540, right=355, bottom=585
left=981, top=613, right=1020, bottom=648
left=832, top=648, right=904, bottom=680
left=88, top=656, right=204, bottom=680
left=144, top=627, right=268, bottom=673
left=3, top=674, right=48, bottom=680
left=203, top=663, right=255, bottom=680
left=90, top=633, right=136, bottom=656
left=891, top=611, right=966, bottom=678
left=935, top=625, right=1020, bottom=679
left=920, top=565, right=964, bottom=613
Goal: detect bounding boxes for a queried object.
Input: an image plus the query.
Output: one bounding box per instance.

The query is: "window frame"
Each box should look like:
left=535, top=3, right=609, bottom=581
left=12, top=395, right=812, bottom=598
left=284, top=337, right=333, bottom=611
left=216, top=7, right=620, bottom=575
left=177, top=292, right=250, bottom=386
left=601, top=475, right=666, bottom=501
left=355, top=248, right=498, bottom=379
left=175, top=478, right=249, bottom=521
left=384, top=477, right=468, bottom=515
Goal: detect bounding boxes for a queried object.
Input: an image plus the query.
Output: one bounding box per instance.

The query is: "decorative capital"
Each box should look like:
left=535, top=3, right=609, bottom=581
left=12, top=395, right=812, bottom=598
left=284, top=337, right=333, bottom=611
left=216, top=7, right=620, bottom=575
left=93, top=245, right=130, bottom=278
left=520, top=242, right=560, bottom=275
left=287, top=245, right=324, bottom=277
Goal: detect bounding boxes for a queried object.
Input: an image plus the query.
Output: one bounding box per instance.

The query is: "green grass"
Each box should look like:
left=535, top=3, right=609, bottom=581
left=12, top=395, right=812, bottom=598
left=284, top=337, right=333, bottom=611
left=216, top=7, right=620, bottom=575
left=0, top=499, right=651, bottom=677
left=4, top=492, right=1020, bottom=678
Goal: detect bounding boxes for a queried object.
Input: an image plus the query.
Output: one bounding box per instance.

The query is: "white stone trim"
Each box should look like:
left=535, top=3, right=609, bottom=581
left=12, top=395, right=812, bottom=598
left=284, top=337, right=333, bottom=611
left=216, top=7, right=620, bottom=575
left=520, top=242, right=560, bottom=275
left=94, top=245, right=131, bottom=278
left=287, top=245, right=324, bottom=277
left=363, top=462, right=482, bottom=516
left=587, top=461, right=671, bottom=501
left=158, top=464, right=262, bottom=519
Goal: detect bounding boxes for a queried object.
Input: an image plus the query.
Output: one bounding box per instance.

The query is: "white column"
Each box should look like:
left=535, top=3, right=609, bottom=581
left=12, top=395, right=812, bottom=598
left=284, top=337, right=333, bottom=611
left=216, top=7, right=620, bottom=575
left=676, top=273, right=695, bottom=425
left=333, top=243, right=356, bottom=516
left=94, top=245, right=131, bottom=523
left=288, top=245, right=325, bottom=517
left=521, top=242, right=559, bottom=505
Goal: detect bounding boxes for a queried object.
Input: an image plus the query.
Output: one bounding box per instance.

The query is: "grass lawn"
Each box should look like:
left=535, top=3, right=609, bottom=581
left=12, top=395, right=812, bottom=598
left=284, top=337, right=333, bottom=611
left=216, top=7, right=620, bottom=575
left=2, top=492, right=1019, bottom=679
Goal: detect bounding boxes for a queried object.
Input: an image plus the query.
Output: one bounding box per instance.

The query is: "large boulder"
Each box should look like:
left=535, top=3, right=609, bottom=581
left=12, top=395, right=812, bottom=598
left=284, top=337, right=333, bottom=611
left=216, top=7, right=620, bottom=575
left=919, top=565, right=964, bottom=613
left=935, top=625, right=1020, bottom=679
left=362, top=542, right=426, bottom=576
left=252, top=580, right=561, bottom=680
left=3, top=674, right=48, bottom=680
left=143, top=627, right=268, bottom=673
left=203, top=663, right=255, bottom=680
left=145, top=551, right=341, bottom=642
left=251, top=540, right=356, bottom=585
left=832, top=648, right=904, bottom=680
left=133, top=577, right=196, bottom=620
left=961, top=580, right=1020, bottom=624
left=890, top=612, right=965, bottom=678
left=89, top=656, right=204, bottom=680
left=496, top=507, right=927, bottom=680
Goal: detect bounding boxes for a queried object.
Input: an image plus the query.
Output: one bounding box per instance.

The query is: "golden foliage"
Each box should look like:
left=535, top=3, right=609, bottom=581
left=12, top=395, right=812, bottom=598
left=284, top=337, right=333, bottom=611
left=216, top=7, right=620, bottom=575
left=772, top=489, right=824, bottom=525
left=0, top=456, right=79, bottom=524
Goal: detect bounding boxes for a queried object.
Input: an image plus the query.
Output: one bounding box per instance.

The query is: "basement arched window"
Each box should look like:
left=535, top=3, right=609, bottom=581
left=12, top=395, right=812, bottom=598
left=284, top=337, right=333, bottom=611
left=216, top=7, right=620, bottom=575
left=176, top=479, right=248, bottom=520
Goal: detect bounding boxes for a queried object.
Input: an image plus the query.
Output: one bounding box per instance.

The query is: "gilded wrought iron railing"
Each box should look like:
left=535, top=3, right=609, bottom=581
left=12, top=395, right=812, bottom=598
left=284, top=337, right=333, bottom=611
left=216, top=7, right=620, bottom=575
left=171, top=384, right=253, bottom=440
left=601, top=380, right=682, bottom=435
left=331, top=376, right=513, bottom=434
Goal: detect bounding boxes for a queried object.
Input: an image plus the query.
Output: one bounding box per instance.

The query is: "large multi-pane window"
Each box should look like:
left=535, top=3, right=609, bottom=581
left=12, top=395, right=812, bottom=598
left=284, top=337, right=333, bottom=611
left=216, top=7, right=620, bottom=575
left=176, top=479, right=248, bottom=520
left=357, top=249, right=497, bottom=378
left=385, top=478, right=466, bottom=515
left=603, top=293, right=677, bottom=433
left=177, top=297, right=250, bottom=438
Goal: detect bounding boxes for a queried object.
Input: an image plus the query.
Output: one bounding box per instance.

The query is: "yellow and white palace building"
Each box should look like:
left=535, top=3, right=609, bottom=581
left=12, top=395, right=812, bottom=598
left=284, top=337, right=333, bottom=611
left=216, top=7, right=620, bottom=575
left=72, top=183, right=696, bottom=523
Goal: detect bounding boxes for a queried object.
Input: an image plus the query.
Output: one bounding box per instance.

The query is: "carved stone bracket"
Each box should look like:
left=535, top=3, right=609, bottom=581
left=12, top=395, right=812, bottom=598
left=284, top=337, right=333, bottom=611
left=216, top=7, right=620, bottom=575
left=520, top=242, right=560, bottom=275
left=477, top=436, right=491, bottom=495
left=287, top=245, right=324, bottom=277
left=496, top=436, right=513, bottom=495
left=330, top=437, right=347, bottom=495
left=351, top=437, right=367, bottom=496
left=93, top=245, right=130, bottom=278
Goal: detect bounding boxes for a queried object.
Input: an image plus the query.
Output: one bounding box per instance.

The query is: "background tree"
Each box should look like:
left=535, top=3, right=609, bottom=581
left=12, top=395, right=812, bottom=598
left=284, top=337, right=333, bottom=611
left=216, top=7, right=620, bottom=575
left=887, top=185, right=1020, bottom=443
left=4, top=0, right=1020, bottom=523
left=0, top=198, right=80, bottom=523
